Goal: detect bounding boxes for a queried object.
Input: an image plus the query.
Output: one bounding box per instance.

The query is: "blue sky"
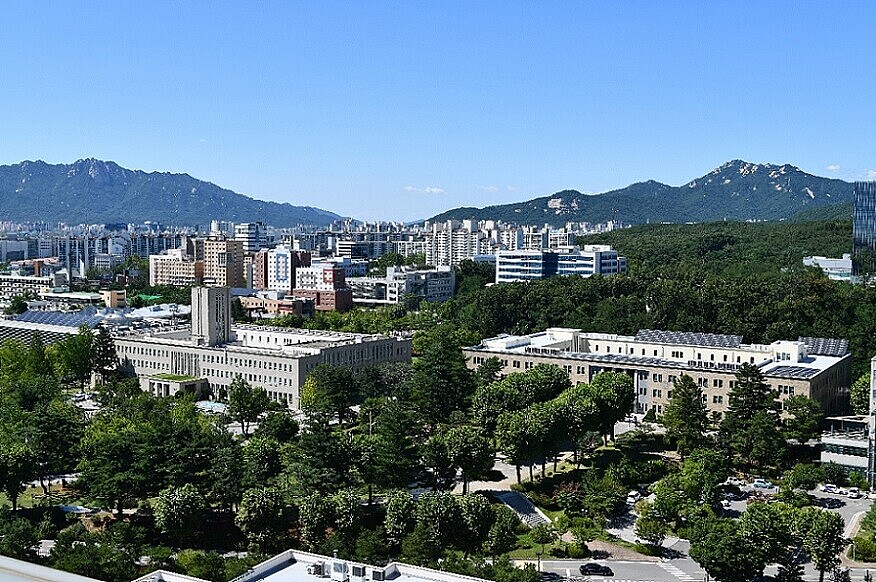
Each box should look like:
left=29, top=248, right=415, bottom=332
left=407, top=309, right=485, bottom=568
left=1, top=2, right=874, bottom=222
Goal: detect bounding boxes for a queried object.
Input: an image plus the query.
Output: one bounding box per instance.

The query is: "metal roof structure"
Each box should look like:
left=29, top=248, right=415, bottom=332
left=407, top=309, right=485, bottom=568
left=16, top=310, right=103, bottom=329
left=635, top=329, right=742, bottom=349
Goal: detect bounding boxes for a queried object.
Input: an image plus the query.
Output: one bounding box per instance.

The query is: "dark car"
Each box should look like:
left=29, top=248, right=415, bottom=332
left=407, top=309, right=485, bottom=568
left=579, top=563, right=614, bottom=576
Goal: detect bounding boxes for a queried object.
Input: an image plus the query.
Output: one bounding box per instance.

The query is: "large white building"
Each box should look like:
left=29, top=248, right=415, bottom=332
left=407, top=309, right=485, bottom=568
left=114, top=287, right=409, bottom=407
left=494, top=245, right=627, bottom=283
left=464, top=328, right=852, bottom=417
left=234, top=221, right=268, bottom=252
left=348, top=265, right=455, bottom=305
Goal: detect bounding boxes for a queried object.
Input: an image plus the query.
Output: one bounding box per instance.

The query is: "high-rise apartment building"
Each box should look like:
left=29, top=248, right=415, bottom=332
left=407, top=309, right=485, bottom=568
left=294, top=264, right=353, bottom=312
left=149, top=248, right=204, bottom=286
left=266, top=244, right=311, bottom=293
left=234, top=221, right=268, bottom=253
left=853, top=181, right=876, bottom=276
left=203, top=237, right=245, bottom=287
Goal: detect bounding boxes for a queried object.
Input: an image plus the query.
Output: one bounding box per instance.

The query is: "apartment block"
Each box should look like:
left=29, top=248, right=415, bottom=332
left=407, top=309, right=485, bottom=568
left=348, top=266, right=455, bottom=304
left=203, top=237, right=245, bottom=287
left=294, top=264, right=353, bottom=312
left=149, top=248, right=204, bottom=286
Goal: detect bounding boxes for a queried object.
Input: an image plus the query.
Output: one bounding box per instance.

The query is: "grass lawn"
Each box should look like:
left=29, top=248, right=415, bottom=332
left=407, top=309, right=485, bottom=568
left=0, top=484, right=86, bottom=510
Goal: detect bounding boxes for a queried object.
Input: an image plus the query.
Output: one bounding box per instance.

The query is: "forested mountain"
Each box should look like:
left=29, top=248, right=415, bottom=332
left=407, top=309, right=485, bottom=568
left=0, top=158, right=341, bottom=227
left=431, top=160, right=854, bottom=226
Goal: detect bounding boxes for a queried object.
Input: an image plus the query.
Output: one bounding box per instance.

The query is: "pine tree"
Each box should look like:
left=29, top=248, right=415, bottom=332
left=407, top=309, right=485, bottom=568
left=662, top=374, right=708, bottom=459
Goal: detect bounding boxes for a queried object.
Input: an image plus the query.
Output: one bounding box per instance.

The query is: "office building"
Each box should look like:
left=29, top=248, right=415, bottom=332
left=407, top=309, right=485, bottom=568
left=114, top=287, right=410, bottom=408
left=464, top=328, right=851, bottom=417
left=495, top=245, right=627, bottom=283
left=853, top=181, right=876, bottom=276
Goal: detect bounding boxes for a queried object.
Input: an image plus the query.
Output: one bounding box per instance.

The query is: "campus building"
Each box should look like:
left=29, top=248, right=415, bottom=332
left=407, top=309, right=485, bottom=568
left=820, top=354, right=876, bottom=485
left=463, top=328, right=852, bottom=417
left=114, top=287, right=410, bottom=407
left=494, top=245, right=627, bottom=283
left=853, top=181, right=876, bottom=276
left=348, top=265, right=455, bottom=305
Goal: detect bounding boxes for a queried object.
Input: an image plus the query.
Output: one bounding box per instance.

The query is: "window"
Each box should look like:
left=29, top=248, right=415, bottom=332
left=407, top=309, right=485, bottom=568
left=512, top=360, right=521, bottom=368
left=713, top=379, right=723, bottom=388
left=697, top=353, right=702, bottom=360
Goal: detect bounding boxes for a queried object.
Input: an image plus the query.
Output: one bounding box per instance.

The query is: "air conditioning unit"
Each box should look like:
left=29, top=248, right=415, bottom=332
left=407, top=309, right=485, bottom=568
left=372, top=571, right=384, bottom=581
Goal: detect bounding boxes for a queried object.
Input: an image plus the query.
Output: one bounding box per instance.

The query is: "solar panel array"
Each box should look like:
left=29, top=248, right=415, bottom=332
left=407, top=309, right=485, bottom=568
left=798, top=337, right=849, bottom=357
left=0, top=325, right=72, bottom=345
left=635, top=329, right=742, bottom=349
left=767, top=365, right=821, bottom=379
left=16, top=310, right=103, bottom=329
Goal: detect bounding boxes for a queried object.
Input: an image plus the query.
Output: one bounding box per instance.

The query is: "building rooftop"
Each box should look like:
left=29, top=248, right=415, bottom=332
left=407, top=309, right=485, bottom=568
left=0, top=555, right=102, bottom=582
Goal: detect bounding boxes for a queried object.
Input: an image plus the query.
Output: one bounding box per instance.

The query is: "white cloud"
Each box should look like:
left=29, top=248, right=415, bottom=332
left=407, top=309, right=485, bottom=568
left=867, top=170, right=876, bottom=180
left=506, top=185, right=518, bottom=192
left=404, top=185, right=445, bottom=194
left=826, top=164, right=840, bottom=172
left=477, top=185, right=499, bottom=192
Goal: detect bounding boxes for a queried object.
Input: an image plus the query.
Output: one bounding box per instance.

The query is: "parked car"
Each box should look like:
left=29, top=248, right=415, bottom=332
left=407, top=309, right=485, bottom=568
left=726, top=476, right=746, bottom=487
left=627, top=491, right=641, bottom=504
left=837, top=487, right=850, bottom=496
left=721, top=499, right=732, bottom=510
left=848, top=488, right=862, bottom=499
left=820, top=483, right=838, bottom=493
left=752, top=479, right=774, bottom=489
left=579, top=563, right=614, bottom=576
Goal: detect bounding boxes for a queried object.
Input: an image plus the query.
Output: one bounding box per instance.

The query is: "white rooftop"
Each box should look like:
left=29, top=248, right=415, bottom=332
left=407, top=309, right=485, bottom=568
left=0, top=555, right=102, bottom=582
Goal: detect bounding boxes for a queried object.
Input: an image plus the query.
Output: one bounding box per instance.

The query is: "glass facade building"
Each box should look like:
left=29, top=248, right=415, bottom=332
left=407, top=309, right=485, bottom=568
left=853, top=181, right=876, bottom=276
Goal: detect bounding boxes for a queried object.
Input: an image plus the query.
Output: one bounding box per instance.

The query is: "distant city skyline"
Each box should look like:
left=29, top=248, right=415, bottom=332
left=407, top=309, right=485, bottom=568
left=1, top=1, right=874, bottom=222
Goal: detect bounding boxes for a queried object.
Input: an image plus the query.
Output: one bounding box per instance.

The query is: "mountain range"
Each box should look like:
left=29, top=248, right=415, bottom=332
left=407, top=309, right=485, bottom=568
left=0, top=159, right=341, bottom=227
left=430, top=160, right=855, bottom=226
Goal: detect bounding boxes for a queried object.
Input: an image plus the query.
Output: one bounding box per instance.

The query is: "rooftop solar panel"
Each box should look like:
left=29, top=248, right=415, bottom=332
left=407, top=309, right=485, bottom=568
left=635, top=329, right=742, bottom=349
left=798, top=337, right=849, bottom=357
left=765, top=365, right=820, bottom=379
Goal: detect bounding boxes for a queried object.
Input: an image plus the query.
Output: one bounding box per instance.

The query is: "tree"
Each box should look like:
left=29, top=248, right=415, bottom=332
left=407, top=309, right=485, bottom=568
left=225, top=375, right=270, bottom=436
left=495, top=410, right=535, bottom=484
left=253, top=411, right=299, bottom=443
left=384, top=490, right=416, bottom=546
left=584, top=372, right=635, bottom=442
left=0, top=513, right=37, bottom=560
left=782, top=395, right=823, bottom=443
left=529, top=523, right=557, bottom=566
left=235, top=487, right=286, bottom=551
left=288, top=411, right=354, bottom=494
left=720, top=363, right=784, bottom=465
left=90, top=326, right=119, bottom=381
left=635, top=502, right=668, bottom=549
left=850, top=373, right=871, bottom=415
left=243, top=436, right=283, bottom=488
left=457, top=493, right=495, bottom=555
left=415, top=491, right=462, bottom=548
left=297, top=493, right=334, bottom=550
left=471, top=380, right=525, bottom=439
left=739, top=502, right=789, bottom=578
left=153, top=483, right=208, bottom=546
left=485, top=505, right=521, bottom=557
left=77, top=414, right=152, bottom=515
left=30, top=398, right=85, bottom=494
left=798, top=508, right=846, bottom=582
left=475, top=357, right=504, bottom=387
left=207, top=441, right=245, bottom=510
left=442, top=425, right=494, bottom=493
left=690, top=518, right=760, bottom=582
left=56, top=326, right=94, bottom=389
left=299, top=364, right=358, bottom=424
left=332, top=488, right=362, bottom=539
left=662, top=374, right=708, bottom=458
left=409, top=327, right=475, bottom=422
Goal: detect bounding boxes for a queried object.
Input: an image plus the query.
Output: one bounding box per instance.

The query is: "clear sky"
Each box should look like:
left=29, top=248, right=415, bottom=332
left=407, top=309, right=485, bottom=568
left=1, top=2, right=874, bottom=222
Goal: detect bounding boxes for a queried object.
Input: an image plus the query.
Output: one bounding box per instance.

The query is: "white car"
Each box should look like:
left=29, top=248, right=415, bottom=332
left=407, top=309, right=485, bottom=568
left=627, top=491, right=641, bottom=504
left=820, top=483, right=838, bottom=493
left=837, top=487, right=850, bottom=496
left=726, top=477, right=746, bottom=487
left=848, top=487, right=863, bottom=499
